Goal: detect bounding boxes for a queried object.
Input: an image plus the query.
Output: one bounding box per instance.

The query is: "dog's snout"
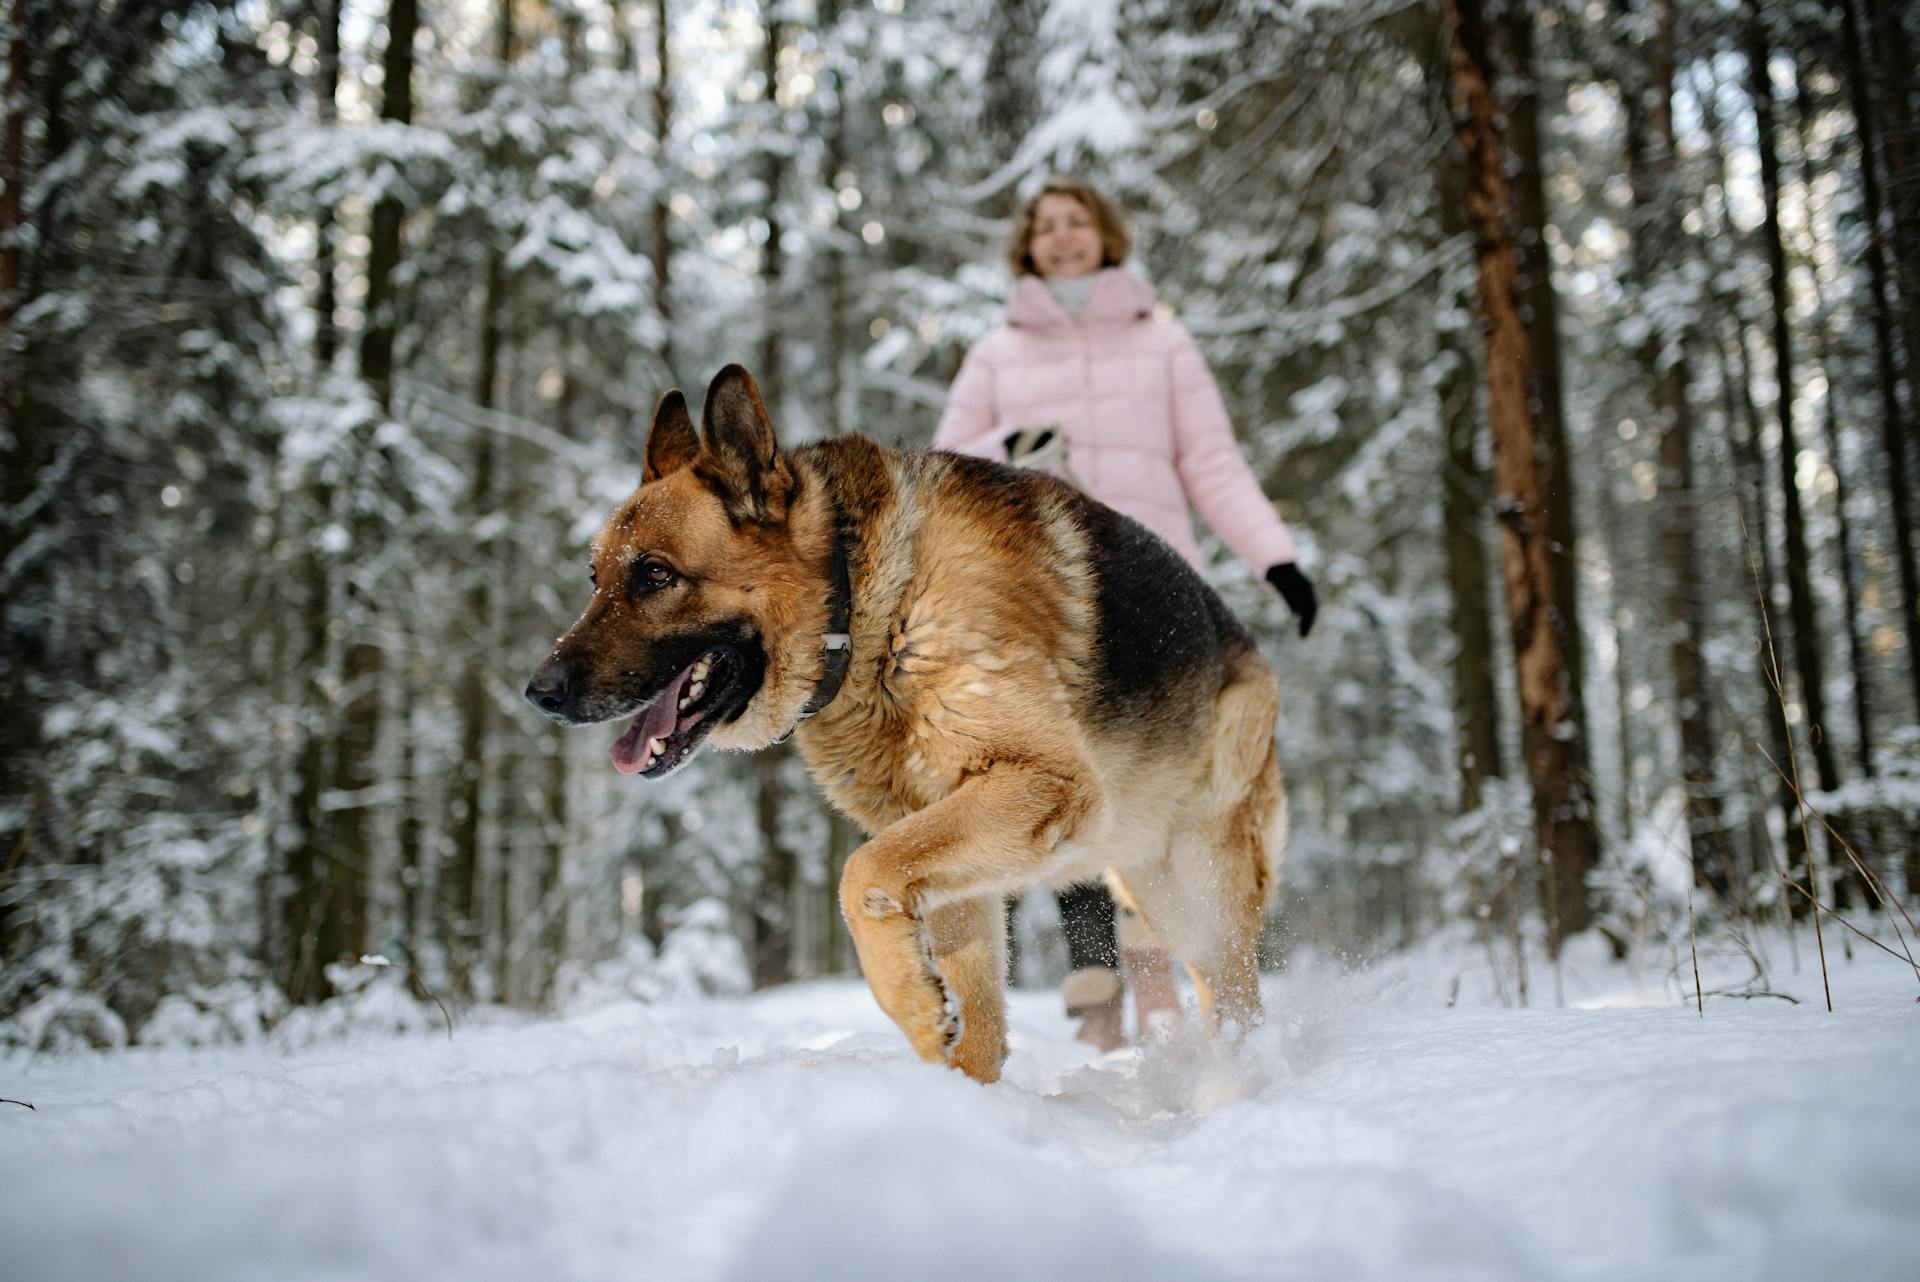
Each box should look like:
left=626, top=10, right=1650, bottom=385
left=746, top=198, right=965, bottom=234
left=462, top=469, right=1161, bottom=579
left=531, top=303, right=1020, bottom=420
left=525, top=659, right=575, bottom=721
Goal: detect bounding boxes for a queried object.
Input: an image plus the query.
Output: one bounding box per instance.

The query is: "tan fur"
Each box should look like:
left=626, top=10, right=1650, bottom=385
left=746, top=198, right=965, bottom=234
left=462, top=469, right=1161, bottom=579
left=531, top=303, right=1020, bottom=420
left=542, top=371, right=1286, bottom=1084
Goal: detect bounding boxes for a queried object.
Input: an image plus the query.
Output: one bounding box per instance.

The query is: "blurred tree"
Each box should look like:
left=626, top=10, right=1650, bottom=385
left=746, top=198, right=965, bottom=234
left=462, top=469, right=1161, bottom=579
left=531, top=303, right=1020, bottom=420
left=1837, top=0, right=1920, bottom=715
left=1445, top=0, right=1602, bottom=953
left=1745, top=3, right=1846, bottom=907
left=1617, top=0, right=1726, bottom=890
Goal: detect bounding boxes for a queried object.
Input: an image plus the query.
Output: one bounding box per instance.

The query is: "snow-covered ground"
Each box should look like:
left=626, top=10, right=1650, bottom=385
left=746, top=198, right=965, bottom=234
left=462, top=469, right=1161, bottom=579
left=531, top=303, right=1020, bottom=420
left=4, top=934, right=1916, bottom=1282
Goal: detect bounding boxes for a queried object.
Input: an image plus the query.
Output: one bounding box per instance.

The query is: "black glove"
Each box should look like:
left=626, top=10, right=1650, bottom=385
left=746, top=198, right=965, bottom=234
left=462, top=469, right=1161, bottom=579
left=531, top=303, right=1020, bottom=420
left=1265, top=562, right=1317, bottom=637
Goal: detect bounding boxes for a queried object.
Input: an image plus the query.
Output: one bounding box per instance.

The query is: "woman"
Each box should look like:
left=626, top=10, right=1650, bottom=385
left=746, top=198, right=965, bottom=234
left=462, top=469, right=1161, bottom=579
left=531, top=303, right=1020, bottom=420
left=933, top=177, right=1316, bottom=1050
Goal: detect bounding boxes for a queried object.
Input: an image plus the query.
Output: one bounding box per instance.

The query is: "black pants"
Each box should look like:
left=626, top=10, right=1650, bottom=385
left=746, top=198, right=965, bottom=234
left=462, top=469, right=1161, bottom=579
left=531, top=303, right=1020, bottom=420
left=1056, top=881, right=1118, bottom=972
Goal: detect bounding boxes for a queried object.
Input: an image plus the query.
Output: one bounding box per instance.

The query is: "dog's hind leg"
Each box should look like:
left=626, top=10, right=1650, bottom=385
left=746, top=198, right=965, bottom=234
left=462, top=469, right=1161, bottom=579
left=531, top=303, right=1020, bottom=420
left=1182, top=745, right=1285, bottom=1030
left=1121, top=664, right=1285, bottom=1034
left=838, top=761, right=1096, bottom=1083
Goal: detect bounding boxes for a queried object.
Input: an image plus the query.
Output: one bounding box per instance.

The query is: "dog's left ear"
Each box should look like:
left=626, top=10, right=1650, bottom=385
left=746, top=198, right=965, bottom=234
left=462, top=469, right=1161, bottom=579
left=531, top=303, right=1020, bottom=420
left=699, top=364, right=792, bottom=520
left=642, top=389, right=700, bottom=483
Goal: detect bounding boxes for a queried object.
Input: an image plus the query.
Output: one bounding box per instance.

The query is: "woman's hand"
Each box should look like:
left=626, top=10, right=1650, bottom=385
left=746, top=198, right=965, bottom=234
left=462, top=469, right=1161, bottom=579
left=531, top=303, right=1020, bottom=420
left=1265, top=563, right=1317, bottom=637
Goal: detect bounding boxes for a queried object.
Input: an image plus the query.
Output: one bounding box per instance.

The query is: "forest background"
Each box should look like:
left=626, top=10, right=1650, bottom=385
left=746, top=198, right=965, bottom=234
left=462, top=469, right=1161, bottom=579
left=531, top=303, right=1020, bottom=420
left=4, top=0, right=1918, bottom=1047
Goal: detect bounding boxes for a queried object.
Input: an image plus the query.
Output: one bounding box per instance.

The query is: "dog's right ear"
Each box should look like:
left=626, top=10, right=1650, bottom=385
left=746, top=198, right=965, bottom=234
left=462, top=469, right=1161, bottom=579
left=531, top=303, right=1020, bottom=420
left=642, top=389, right=700, bottom=483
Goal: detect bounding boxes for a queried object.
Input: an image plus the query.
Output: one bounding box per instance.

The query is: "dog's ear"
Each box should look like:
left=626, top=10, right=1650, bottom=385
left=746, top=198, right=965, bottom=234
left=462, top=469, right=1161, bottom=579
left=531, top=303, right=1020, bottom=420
left=642, top=389, right=700, bottom=483
left=698, top=364, right=791, bottom=519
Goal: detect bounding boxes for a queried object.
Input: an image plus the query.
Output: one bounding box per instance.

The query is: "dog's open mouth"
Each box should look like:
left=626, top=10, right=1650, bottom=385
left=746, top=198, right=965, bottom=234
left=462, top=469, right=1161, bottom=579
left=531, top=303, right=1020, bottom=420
left=610, top=649, right=737, bottom=778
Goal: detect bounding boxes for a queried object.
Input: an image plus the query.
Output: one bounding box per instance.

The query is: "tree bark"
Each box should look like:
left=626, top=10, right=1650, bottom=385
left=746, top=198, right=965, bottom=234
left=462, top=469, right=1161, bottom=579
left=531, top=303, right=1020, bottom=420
left=1620, top=0, right=1726, bottom=891
left=1434, top=136, right=1504, bottom=815
left=1860, top=0, right=1920, bottom=460
left=984, top=0, right=1040, bottom=153
left=757, top=4, right=783, bottom=413
left=1838, top=0, right=1920, bottom=716
left=818, top=0, right=858, bottom=978
left=446, top=0, right=513, bottom=1003
left=652, top=0, right=674, bottom=380
left=1696, top=59, right=1799, bottom=892
left=1493, top=4, right=1590, bottom=728
left=746, top=0, right=796, bottom=986
left=1793, top=62, right=1880, bottom=909
left=1597, top=473, right=1636, bottom=839
left=822, top=0, right=848, bottom=437
left=360, top=0, right=417, bottom=405
left=1746, top=9, right=1845, bottom=902
left=2, top=0, right=26, bottom=336
left=752, top=745, right=797, bottom=987
left=1445, top=0, right=1602, bottom=953
left=1794, top=71, right=1875, bottom=778
left=314, top=0, right=340, bottom=368
left=302, top=0, right=419, bottom=998
left=0, top=0, right=48, bottom=972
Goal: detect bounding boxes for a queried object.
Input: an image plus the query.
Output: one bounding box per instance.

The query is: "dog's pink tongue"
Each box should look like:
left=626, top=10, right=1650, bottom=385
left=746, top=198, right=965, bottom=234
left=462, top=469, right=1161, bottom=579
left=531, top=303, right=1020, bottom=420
left=610, top=669, right=690, bottom=775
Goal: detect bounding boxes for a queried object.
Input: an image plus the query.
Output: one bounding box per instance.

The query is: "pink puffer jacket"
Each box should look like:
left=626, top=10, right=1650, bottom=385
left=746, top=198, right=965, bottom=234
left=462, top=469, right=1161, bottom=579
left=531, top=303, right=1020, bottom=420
left=933, top=269, right=1297, bottom=574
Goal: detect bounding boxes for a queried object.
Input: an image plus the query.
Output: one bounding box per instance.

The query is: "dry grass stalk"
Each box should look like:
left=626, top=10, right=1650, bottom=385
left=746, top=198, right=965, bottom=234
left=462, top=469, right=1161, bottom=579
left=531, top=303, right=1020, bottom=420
left=1730, top=477, right=1833, bottom=1010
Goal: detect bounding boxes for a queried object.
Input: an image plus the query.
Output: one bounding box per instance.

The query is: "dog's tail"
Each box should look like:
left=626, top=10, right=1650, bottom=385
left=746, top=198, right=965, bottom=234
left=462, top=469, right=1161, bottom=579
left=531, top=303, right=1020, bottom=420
left=1208, top=651, right=1279, bottom=800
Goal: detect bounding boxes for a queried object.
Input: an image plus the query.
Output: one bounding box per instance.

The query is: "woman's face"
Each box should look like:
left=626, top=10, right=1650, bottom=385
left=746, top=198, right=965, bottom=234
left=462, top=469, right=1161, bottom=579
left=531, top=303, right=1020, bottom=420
left=1028, top=194, right=1104, bottom=279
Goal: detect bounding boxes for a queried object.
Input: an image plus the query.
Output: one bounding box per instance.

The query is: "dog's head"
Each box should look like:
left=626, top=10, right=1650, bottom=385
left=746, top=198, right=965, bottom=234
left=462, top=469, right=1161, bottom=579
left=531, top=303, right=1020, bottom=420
left=524, top=365, right=832, bottom=777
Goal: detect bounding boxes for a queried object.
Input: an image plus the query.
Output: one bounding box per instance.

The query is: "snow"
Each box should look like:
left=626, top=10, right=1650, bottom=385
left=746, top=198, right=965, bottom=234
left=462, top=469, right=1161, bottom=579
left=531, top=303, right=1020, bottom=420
left=3, top=938, right=1915, bottom=1282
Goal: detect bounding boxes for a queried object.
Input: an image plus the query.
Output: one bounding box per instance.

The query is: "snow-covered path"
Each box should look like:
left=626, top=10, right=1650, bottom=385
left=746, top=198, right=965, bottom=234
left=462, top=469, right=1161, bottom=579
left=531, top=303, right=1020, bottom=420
left=4, top=946, right=1916, bottom=1282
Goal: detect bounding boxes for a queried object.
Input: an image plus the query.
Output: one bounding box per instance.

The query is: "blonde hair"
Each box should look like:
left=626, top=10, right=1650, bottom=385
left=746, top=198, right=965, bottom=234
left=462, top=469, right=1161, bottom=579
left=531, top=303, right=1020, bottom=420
left=1005, top=178, right=1132, bottom=277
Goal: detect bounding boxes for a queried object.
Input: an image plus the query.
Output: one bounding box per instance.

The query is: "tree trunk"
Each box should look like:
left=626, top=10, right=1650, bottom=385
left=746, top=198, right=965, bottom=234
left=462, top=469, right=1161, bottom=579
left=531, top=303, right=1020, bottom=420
left=822, top=0, right=848, bottom=437
left=816, top=0, right=856, bottom=980
left=284, top=487, right=337, bottom=1004
left=360, top=0, right=417, bottom=405
left=1494, top=4, right=1590, bottom=730
left=1697, top=60, right=1798, bottom=895
left=1861, top=0, right=1920, bottom=459
left=746, top=0, right=796, bottom=987
left=1794, top=65, right=1880, bottom=910
left=757, top=4, right=783, bottom=412
left=609, top=0, right=634, bottom=71
left=1434, top=136, right=1504, bottom=815
left=752, top=744, right=796, bottom=987
left=1446, top=0, right=1602, bottom=954
left=652, top=0, right=674, bottom=380
left=0, top=0, right=44, bottom=971
left=1620, top=0, right=1726, bottom=891
left=314, top=0, right=340, bottom=368
left=542, top=723, right=569, bottom=1001
left=1597, top=474, right=1636, bottom=840
left=2, top=0, right=26, bottom=336
left=1838, top=0, right=1920, bottom=716
left=1794, top=72, right=1875, bottom=777
left=447, top=0, right=512, bottom=1004
left=984, top=0, right=1040, bottom=152
left=303, top=0, right=418, bottom=997
left=1746, top=9, right=1845, bottom=903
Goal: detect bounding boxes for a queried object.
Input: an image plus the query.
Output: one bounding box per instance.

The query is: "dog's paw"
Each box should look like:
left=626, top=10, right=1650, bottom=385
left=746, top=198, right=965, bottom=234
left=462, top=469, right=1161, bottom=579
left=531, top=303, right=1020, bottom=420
left=889, top=958, right=962, bottom=1068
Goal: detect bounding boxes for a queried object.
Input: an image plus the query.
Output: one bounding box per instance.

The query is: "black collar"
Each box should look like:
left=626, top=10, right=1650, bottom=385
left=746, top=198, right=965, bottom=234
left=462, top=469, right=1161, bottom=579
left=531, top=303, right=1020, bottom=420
left=795, top=504, right=853, bottom=723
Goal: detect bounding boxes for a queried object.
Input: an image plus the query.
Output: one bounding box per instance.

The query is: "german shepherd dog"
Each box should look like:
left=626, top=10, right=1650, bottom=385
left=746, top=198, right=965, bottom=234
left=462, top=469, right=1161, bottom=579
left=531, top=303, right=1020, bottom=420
left=526, top=366, right=1285, bottom=1084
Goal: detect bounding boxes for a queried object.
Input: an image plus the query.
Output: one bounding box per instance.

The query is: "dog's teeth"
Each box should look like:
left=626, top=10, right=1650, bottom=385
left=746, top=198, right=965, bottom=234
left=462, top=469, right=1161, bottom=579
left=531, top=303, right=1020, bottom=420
left=647, top=736, right=666, bottom=757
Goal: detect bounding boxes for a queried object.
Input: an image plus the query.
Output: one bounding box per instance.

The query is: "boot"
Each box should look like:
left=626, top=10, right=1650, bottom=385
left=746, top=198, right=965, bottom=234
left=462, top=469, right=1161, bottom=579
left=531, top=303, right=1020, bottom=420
left=1062, top=966, right=1125, bottom=1052
left=1121, top=945, right=1183, bottom=1040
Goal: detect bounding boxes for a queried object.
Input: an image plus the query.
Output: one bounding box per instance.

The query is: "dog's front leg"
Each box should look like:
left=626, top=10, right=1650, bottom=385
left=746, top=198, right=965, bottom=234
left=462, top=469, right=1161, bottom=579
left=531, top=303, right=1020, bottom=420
left=838, top=762, right=1095, bottom=1084
left=922, top=896, right=1008, bottom=1082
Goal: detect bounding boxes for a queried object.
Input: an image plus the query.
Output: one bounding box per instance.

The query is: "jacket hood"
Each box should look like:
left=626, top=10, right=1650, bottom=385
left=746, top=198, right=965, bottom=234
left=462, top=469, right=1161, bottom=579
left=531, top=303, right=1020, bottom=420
left=1006, top=268, right=1157, bottom=330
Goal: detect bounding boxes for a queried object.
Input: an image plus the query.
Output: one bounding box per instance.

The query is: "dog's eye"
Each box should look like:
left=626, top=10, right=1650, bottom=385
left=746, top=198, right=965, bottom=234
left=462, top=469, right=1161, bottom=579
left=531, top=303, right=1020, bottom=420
left=634, top=558, right=677, bottom=592
left=588, top=565, right=598, bottom=588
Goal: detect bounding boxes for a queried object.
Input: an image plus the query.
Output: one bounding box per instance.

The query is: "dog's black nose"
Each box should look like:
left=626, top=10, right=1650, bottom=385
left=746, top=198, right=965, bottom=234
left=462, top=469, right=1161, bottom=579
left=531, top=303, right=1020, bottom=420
left=525, top=660, right=575, bottom=720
